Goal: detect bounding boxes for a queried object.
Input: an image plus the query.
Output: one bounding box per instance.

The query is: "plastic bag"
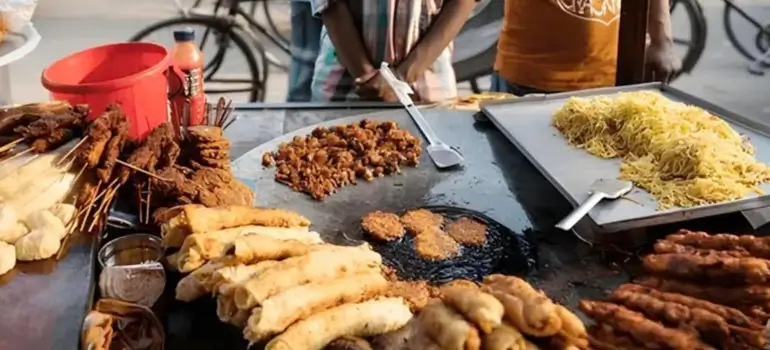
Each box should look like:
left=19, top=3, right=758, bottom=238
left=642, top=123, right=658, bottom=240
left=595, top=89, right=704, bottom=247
left=0, top=0, right=37, bottom=32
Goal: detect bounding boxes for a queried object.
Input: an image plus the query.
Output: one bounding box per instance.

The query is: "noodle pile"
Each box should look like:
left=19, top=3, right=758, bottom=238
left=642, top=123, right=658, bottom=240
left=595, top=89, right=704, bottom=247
left=552, top=91, right=770, bottom=209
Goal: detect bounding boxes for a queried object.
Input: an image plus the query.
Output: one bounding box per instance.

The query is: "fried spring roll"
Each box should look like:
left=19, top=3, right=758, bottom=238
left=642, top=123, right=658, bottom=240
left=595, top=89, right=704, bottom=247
left=265, top=298, right=412, bottom=350
left=232, top=235, right=313, bottom=263
left=419, top=300, right=482, bottom=350
left=176, top=226, right=321, bottom=273
left=216, top=294, right=250, bottom=327
left=441, top=285, right=504, bottom=334
left=482, top=274, right=561, bottom=337
left=554, top=305, right=588, bottom=349
left=175, top=261, right=226, bottom=302
left=244, top=270, right=388, bottom=343
left=233, top=245, right=381, bottom=310
left=161, top=205, right=311, bottom=248
left=210, top=261, right=279, bottom=296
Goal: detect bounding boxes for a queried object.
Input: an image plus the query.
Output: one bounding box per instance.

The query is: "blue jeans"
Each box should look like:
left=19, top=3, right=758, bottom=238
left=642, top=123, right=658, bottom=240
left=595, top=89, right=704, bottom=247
left=287, top=2, right=323, bottom=102
left=489, top=73, right=554, bottom=97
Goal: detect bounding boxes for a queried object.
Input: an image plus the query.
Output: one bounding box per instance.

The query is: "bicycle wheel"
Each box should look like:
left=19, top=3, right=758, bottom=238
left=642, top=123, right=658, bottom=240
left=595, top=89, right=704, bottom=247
left=724, top=4, right=770, bottom=67
left=262, top=0, right=290, bottom=48
left=670, top=0, right=708, bottom=75
left=130, top=17, right=265, bottom=102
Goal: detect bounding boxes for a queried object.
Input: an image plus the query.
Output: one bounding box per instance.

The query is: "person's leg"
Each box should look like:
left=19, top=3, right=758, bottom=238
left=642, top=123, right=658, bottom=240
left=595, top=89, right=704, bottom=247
left=489, top=72, right=553, bottom=97
left=287, top=1, right=323, bottom=102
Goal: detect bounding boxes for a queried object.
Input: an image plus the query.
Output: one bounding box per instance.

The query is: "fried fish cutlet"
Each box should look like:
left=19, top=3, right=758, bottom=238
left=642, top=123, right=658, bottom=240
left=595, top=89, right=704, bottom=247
left=445, top=217, right=487, bottom=246
left=361, top=211, right=404, bottom=242
left=401, top=209, right=443, bottom=236
left=414, top=229, right=460, bottom=261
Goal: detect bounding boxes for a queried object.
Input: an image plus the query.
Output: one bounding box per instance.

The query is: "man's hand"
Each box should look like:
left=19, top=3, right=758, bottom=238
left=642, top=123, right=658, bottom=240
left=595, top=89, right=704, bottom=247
left=645, top=40, right=681, bottom=83
left=356, top=73, right=398, bottom=102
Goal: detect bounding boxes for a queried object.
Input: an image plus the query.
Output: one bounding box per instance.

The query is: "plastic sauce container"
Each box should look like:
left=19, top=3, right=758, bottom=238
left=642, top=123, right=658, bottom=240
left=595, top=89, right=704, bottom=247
left=168, top=28, right=205, bottom=126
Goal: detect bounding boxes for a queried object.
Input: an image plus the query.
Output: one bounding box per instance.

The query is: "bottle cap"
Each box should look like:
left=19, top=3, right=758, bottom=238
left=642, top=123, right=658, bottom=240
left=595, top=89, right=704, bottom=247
left=173, top=28, right=196, bottom=42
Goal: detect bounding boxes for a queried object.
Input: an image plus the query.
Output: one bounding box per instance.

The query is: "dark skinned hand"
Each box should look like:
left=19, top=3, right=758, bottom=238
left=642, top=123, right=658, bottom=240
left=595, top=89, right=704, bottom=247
left=356, top=72, right=399, bottom=102
left=645, top=40, right=681, bottom=83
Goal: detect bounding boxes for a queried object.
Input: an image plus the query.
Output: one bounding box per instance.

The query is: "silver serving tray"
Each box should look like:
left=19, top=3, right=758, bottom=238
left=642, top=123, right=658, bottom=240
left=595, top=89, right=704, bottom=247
left=481, top=83, right=770, bottom=233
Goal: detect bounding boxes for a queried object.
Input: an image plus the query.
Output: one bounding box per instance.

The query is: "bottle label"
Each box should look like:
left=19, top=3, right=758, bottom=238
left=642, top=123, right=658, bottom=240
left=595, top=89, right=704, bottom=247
left=185, top=68, right=203, bottom=97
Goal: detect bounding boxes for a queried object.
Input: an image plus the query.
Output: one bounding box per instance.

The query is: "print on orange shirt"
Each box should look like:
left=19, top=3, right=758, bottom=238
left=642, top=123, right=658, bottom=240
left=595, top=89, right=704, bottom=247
left=495, top=0, right=621, bottom=92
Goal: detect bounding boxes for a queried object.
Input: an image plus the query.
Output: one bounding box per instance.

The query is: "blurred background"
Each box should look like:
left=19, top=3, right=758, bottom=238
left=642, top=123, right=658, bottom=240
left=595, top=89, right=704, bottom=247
left=9, top=0, right=770, bottom=122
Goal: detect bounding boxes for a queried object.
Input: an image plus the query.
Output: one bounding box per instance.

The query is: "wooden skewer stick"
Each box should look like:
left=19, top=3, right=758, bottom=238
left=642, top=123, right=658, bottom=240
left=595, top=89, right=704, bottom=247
left=2, top=148, right=33, bottom=164
left=0, top=138, right=24, bottom=154
left=115, top=160, right=170, bottom=182
left=56, top=217, right=80, bottom=261
left=79, top=180, right=103, bottom=232
left=89, top=183, right=121, bottom=232
left=144, top=181, right=152, bottom=226
left=56, top=136, right=88, bottom=166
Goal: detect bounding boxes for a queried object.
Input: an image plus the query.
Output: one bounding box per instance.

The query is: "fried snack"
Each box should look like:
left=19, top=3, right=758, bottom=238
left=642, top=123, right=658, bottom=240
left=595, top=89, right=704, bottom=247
left=176, top=226, right=321, bottom=272
left=175, top=260, right=227, bottom=302
left=664, top=229, right=770, bottom=258
left=636, top=275, right=770, bottom=306
left=414, top=229, right=460, bottom=261
left=361, top=211, right=404, bottom=241
left=160, top=205, right=310, bottom=248
left=615, top=284, right=763, bottom=330
left=482, top=274, right=561, bottom=337
left=370, top=319, right=444, bottom=350
left=578, top=300, right=715, bottom=350
left=483, top=323, right=529, bottom=350
left=265, top=297, right=412, bottom=350
left=0, top=222, right=29, bottom=245
left=441, top=284, right=504, bottom=334
left=263, top=120, right=422, bottom=200
left=326, top=336, right=373, bottom=350
left=608, top=287, right=735, bottom=347
left=0, top=241, right=15, bottom=275
left=385, top=280, right=441, bottom=312
left=643, top=252, right=770, bottom=284
left=216, top=294, right=250, bottom=327
left=232, top=235, right=313, bottom=264
left=233, top=245, right=382, bottom=310
left=446, top=217, right=487, bottom=246
left=81, top=311, right=114, bottom=350
left=49, top=203, right=76, bottom=225
left=209, top=261, right=279, bottom=296
left=653, top=239, right=751, bottom=257
left=554, top=305, right=588, bottom=349
left=418, top=300, right=482, bottom=350
left=588, top=323, right=647, bottom=350
left=14, top=230, right=60, bottom=261
left=24, top=209, right=66, bottom=239
left=401, top=209, right=444, bottom=236
left=244, top=271, right=388, bottom=343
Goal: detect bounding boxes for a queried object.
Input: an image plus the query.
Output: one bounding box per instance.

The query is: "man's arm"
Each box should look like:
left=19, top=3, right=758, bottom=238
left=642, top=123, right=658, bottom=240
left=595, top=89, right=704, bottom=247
left=315, top=0, right=376, bottom=80
left=398, top=0, right=478, bottom=83
left=647, top=0, right=673, bottom=44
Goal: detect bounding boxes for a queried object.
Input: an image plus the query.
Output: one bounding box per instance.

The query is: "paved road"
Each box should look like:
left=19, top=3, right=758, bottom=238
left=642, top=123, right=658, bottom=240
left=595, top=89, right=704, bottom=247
left=9, top=0, right=770, bottom=123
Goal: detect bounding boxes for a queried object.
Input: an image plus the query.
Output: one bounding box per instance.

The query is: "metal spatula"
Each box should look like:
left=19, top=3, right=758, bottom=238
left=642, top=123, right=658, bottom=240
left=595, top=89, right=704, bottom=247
left=555, top=178, right=633, bottom=231
left=379, top=63, right=464, bottom=168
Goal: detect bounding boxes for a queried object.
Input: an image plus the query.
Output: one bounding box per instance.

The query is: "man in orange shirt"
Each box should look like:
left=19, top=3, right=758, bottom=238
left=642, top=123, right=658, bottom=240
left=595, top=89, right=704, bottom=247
left=491, top=0, right=680, bottom=95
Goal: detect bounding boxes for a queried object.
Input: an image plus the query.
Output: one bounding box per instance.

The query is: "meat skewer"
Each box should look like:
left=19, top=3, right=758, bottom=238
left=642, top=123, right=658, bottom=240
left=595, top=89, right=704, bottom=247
left=664, top=230, right=770, bottom=259
left=642, top=253, right=770, bottom=284
left=653, top=240, right=751, bottom=257
left=634, top=276, right=770, bottom=307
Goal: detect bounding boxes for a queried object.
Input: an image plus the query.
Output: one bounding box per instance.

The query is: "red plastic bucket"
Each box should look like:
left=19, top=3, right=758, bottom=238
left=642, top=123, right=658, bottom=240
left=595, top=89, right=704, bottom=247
left=41, top=42, right=171, bottom=140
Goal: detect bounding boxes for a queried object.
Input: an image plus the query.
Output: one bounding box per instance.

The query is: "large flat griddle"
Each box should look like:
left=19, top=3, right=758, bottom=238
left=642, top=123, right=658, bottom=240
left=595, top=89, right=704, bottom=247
left=481, top=83, right=770, bottom=233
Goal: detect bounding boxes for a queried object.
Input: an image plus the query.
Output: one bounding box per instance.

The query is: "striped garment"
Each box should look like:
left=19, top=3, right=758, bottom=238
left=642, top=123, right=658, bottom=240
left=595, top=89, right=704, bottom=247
left=288, top=1, right=324, bottom=102
left=309, top=0, right=458, bottom=102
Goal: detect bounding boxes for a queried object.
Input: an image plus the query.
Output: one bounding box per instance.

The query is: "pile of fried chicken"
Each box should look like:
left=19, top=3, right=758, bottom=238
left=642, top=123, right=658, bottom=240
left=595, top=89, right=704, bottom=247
left=262, top=120, right=421, bottom=200
left=581, top=229, right=770, bottom=350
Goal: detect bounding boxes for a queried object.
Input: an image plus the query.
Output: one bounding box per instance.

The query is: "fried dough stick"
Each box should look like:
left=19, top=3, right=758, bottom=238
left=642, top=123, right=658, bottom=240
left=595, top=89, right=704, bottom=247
left=482, top=274, right=561, bottom=337
left=0, top=101, right=72, bottom=119
left=578, top=300, right=715, bottom=350
left=643, top=253, right=770, bottom=284
left=15, top=112, right=83, bottom=139
left=616, top=284, right=763, bottom=330
left=636, top=276, right=770, bottom=309
left=440, top=284, right=504, bottom=334
left=588, top=323, right=648, bottom=350
left=29, top=129, right=75, bottom=153
left=654, top=240, right=751, bottom=257
left=75, top=111, right=112, bottom=168
left=96, top=116, right=128, bottom=183
left=665, top=230, right=770, bottom=258
left=609, top=287, right=734, bottom=347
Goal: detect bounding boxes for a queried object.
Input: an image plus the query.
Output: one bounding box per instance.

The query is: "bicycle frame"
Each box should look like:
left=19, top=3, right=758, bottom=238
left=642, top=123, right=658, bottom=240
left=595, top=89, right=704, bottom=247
left=723, top=0, right=769, bottom=34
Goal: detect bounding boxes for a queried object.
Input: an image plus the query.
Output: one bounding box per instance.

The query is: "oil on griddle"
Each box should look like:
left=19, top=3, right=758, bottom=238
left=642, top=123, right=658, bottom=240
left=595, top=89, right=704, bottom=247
left=362, top=206, right=537, bottom=284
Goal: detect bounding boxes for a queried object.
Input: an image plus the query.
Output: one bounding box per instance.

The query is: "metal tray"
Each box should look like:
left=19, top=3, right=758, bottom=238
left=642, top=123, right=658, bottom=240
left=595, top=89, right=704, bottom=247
left=481, top=83, right=770, bottom=233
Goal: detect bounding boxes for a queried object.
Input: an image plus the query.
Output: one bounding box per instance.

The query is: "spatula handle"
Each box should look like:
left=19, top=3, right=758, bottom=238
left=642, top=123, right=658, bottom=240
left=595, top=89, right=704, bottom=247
left=555, top=192, right=605, bottom=231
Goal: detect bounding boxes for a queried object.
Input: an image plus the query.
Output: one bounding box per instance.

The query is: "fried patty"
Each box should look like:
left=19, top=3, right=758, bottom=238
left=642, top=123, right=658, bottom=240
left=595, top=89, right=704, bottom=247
left=361, top=211, right=404, bottom=241
left=401, top=209, right=444, bottom=236
left=414, top=229, right=460, bottom=261
left=445, top=217, right=488, bottom=246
